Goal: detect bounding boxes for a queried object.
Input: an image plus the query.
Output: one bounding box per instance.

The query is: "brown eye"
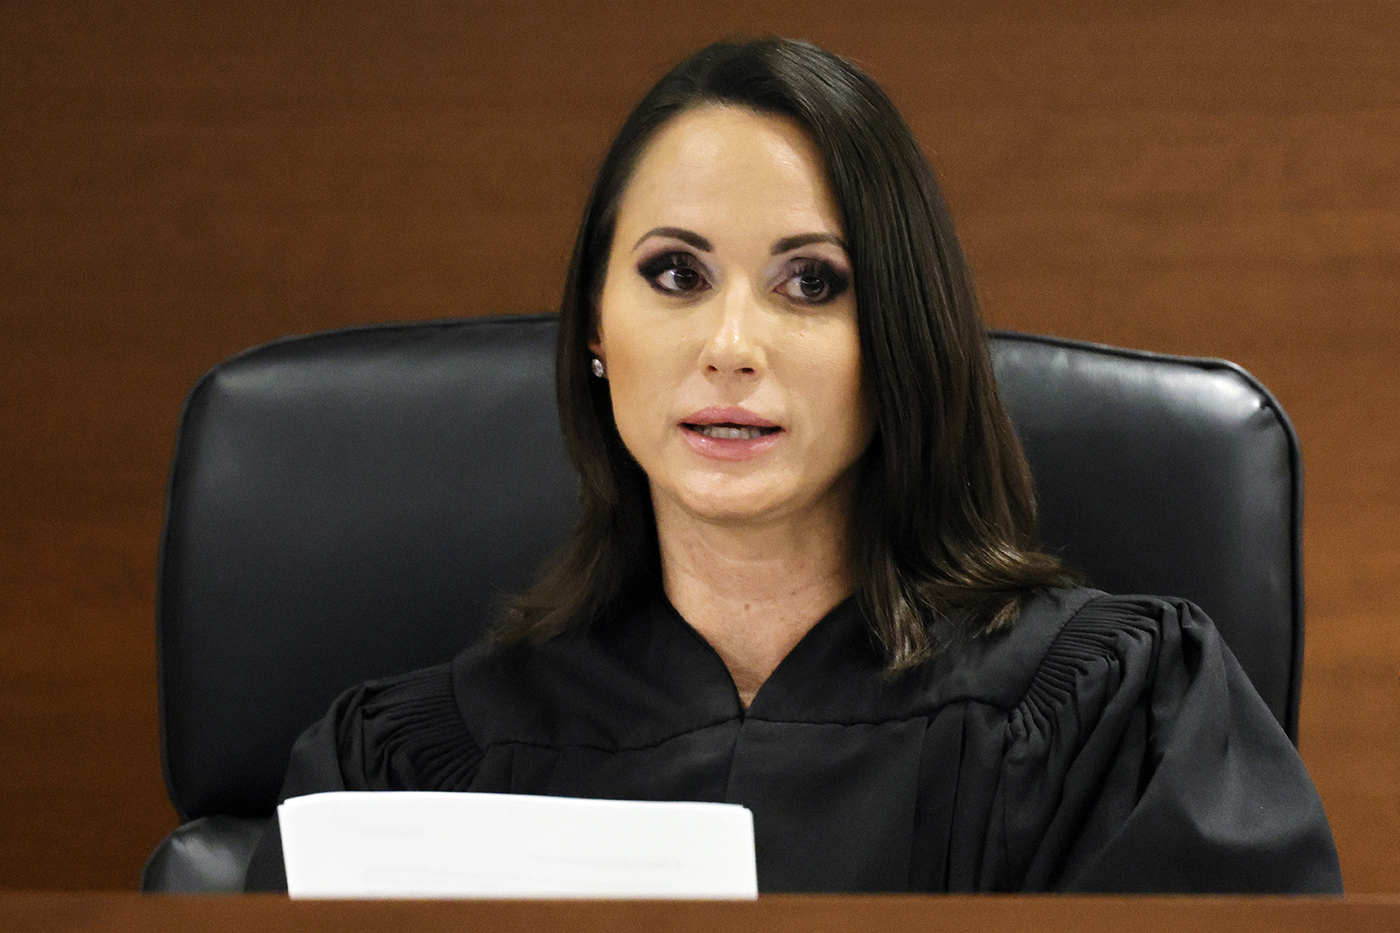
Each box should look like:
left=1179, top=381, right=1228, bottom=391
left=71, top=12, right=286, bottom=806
left=668, top=266, right=702, bottom=292
left=638, top=252, right=709, bottom=296
left=797, top=273, right=829, bottom=301
left=778, top=259, right=849, bottom=305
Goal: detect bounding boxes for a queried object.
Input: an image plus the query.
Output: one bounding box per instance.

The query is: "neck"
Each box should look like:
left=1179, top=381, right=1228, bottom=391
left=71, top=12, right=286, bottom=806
left=655, top=497, right=856, bottom=708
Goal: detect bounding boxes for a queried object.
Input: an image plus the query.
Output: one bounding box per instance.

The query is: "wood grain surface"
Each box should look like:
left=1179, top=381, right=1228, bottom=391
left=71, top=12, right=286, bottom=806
left=5, top=893, right=1400, bottom=933
left=2, top=0, right=1396, bottom=891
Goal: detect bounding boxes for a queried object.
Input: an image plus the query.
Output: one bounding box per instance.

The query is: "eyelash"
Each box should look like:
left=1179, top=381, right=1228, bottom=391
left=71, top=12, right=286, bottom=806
left=636, top=252, right=851, bottom=305
left=778, top=258, right=850, bottom=305
left=638, top=252, right=708, bottom=296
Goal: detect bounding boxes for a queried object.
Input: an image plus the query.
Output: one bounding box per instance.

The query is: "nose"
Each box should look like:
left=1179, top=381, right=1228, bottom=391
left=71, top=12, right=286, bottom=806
left=699, top=282, right=764, bottom=377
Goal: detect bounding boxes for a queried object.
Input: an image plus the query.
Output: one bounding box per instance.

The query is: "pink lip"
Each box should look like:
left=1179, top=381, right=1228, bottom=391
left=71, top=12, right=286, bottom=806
left=679, top=407, right=784, bottom=462
left=682, top=406, right=780, bottom=428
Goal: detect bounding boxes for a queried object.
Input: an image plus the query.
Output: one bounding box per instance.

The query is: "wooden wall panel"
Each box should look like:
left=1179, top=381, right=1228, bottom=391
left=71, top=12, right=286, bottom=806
left=2, top=0, right=1396, bottom=891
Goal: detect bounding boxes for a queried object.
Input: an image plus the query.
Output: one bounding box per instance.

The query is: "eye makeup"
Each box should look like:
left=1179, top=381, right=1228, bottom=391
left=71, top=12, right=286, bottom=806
left=774, top=257, right=850, bottom=304
left=637, top=250, right=711, bottom=296
left=629, top=229, right=852, bottom=305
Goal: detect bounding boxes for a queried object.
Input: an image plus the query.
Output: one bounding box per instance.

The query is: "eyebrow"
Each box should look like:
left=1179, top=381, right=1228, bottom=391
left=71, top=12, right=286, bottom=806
left=633, top=227, right=713, bottom=252
left=632, top=227, right=848, bottom=256
left=771, top=232, right=847, bottom=254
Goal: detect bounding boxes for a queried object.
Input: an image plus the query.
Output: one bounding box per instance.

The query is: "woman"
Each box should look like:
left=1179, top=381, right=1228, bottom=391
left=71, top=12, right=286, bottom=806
left=247, top=38, right=1341, bottom=893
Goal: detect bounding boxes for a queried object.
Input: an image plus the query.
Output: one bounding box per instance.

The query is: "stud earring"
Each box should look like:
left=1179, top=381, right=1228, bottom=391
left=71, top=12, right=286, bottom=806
left=591, top=357, right=606, bottom=378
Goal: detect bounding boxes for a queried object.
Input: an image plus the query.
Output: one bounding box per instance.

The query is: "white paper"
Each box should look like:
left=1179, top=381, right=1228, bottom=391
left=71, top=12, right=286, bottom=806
left=278, top=791, right=758, bottom=899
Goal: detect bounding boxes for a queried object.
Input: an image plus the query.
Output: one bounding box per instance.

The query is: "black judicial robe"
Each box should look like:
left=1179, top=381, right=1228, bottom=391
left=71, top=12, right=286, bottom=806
left=245, top=586, right=1342, bottom=893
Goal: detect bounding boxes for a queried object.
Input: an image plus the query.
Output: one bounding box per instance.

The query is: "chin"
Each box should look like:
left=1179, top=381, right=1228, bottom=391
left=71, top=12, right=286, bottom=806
left=676, top=496, right=776, bottom=524
left=669, top=483, right=802, bottom=526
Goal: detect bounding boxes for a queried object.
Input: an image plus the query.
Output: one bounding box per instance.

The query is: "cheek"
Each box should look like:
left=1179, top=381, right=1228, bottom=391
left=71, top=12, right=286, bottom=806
left=597, top=303, right=680, bottom=445
left=605, top=319, right=678, bottom=393
left=792, top=323, right=867, bottom=430
left=829, top=363, right=871, bottom=442
left=599, top=282, right=696, bottom=388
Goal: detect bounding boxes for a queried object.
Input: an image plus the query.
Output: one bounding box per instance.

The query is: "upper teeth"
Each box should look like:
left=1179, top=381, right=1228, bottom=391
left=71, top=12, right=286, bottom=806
left=697, top=425, right=764, bottom=440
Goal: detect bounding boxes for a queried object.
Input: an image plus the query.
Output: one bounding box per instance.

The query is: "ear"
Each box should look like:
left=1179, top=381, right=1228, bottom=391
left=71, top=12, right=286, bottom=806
left=587, top=309, right=604, bottom=362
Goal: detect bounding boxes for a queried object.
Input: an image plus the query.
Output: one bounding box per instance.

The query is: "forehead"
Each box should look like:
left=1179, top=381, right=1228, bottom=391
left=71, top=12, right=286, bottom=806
left=613, top=105, right=845, bottom=242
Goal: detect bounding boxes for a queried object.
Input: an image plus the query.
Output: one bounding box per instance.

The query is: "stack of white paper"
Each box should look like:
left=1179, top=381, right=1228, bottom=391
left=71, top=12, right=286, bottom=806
left=278, top=791, right=758, bottom=899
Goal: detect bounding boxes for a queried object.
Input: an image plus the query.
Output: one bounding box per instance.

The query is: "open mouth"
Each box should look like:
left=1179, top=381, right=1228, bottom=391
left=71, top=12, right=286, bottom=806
left=683, top=423, right=782, bottom=441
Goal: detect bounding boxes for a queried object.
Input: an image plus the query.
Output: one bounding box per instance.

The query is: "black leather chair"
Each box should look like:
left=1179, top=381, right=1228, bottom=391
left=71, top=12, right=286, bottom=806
left=142, top=314, right=1304, bottom=892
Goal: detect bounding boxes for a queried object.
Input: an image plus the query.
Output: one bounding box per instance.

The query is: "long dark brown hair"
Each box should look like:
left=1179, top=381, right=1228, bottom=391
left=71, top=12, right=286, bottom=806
left=497, top=37, right=1077, bottom=669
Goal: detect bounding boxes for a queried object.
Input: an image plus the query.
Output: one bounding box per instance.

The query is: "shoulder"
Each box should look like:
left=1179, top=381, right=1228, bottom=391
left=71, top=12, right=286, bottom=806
left=306, top=661, right=483, bottom=793
left=925, top=587, right=1232, bottom=769
left=248, top=662, right=482, bottom=891
left=987, top=590, right=1211, bottom=760
left=966, top=587, right=1245, bottom=751
left=977, top=589, right=1341, bottom=892
left=931, top=586, right=1195, bottom=712
left=1020, top=590, right=1208, bottom=715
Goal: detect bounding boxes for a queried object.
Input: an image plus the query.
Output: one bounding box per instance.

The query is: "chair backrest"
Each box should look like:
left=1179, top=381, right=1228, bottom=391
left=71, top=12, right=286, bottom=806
left=156, top=315, right=1303, bottom=829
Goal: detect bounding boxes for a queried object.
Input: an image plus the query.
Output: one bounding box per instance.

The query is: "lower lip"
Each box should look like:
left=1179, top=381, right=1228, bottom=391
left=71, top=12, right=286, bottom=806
left=680, top=426, right=783, bottom=461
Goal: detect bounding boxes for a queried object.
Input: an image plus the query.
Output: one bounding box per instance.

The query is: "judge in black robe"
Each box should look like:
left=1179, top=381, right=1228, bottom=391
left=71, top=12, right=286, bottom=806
left=246, top=37, right=1341, bottom=896
left=246, top=587, right=1341, bottom=893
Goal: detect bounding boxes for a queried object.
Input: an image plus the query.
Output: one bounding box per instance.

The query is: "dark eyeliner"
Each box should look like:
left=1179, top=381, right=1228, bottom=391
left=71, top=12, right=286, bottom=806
left=795, top=258, right=850, bottom=302
left=637, top=251, right=706, bottom=295
left=637, top=251, right=686, bottom=280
